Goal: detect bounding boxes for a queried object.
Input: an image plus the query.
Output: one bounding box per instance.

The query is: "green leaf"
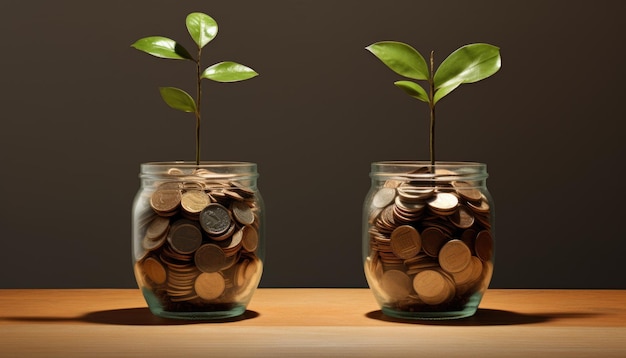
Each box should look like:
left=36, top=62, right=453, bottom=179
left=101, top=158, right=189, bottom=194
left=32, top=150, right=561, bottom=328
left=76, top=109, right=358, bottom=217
left=159, top=87, right=197, bottom=113
left=365, top=41, right=429, bottom=80
left=433, top=43, right=501, bottom=92
left=394, top=81, right=429, bottom=103
left=131, top=36, right=193, bottom=60
left=433, top=83, right=461, bottom=104
left=201, top=62, right=259, bottom=82
left=186, top=12, right=218, bottom=48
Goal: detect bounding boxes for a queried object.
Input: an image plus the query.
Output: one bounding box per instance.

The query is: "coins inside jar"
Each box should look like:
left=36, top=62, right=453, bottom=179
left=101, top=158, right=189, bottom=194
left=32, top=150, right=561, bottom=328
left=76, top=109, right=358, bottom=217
left=366, top=173, right=494, bottom=309
left=135, top=177, right=262, bottom=308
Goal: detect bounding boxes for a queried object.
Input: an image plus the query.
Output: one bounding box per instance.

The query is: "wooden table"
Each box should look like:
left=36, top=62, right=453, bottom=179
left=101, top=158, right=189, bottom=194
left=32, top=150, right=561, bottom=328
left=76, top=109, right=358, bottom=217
left=1, top=289, right=624, bottom=357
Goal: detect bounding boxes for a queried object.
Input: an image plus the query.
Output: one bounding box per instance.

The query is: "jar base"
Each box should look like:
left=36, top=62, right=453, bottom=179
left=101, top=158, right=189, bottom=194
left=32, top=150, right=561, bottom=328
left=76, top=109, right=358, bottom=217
left=380, top=292, right=483, bottom=320
left=381, top=306, right=477, bottom=320
left=142, top=288, right=247, bottom=320
left=149, top=306, right=246, bottom=320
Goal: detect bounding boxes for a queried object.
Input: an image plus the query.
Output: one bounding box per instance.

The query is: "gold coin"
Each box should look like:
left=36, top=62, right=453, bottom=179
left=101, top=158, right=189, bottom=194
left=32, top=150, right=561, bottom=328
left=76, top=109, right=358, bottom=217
left=451, top=256, right=476, bottom=286
left=222, top=228, right=244, bottom=256
left=475, top=230, right=494, bottom=261
left=381, top=269, right=411, bottom=301
left=142, top=232, right=167, bottom=251
left=194, top=272, right=226, bottom=300
left=428, top=192, right=458, bottom=212
left=167, top=221, right=203, bottom=254
left=181, top=190, right=211, bottom=214
left=231, top=201, right=255, bottom=225
left=150, top=187, right=181, bottom=214
left=397, top=184, right=434, bottom=202
left=241, top=226, right=259, bottom=253
left=421, top=227, right=447, bottom=257
left=413, top=269, right=454, bottom=305
left=194, top=244, right=226, bottom=273
left=372, top=187, right=396, bottom=208
left=145, top=216, right=170, bottom=240
left=390, top=225, right=422, bottom=259
left=439, top=239, right=472, bottom=273
left=143, top=257, right=167, bottom=285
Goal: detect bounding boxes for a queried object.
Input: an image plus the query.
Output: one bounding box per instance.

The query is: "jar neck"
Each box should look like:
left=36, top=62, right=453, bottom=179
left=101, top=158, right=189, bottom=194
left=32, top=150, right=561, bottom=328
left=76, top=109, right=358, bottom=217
left=139, top=161, right=259, bottom=188
left=370, top=161, right=488, bottom=187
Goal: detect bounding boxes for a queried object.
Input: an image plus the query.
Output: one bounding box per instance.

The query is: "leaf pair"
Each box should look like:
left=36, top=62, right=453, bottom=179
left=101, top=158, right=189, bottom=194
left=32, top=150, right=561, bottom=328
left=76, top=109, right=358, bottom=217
left=365, top=42, right=501, bottom=105
left=131, top=13, right=258, bottom=113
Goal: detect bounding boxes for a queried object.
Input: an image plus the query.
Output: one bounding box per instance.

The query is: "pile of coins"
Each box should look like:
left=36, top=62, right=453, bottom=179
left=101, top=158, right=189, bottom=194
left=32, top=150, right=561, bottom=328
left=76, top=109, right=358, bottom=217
left=365, top=174, right=494, bottom=312
left=134, top=172, right=262, bottom=312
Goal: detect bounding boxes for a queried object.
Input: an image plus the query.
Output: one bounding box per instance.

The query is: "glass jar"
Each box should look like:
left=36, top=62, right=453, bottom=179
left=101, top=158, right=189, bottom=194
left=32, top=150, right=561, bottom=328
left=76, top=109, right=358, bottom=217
left=363, top=161, right=494, bottom=320
left=132, top=162, right=264, bottom=319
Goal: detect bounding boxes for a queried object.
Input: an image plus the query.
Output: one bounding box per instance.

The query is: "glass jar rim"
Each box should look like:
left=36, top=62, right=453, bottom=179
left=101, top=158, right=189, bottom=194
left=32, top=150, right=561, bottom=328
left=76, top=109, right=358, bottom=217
left=140, top=161, right=258, bottom=180
left=370, top=161, right=488, bottom=181
left=142, top=161, right=256, bottom=167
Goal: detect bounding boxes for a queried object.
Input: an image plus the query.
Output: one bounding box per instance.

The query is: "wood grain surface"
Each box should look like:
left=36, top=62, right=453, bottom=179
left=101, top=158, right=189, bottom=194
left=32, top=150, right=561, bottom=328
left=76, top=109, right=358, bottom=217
left=1, top=289, right=625, bottom=357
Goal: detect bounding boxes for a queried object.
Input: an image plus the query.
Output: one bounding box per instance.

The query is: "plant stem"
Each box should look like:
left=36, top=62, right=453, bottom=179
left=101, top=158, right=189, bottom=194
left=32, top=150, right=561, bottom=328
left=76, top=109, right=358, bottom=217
left=428, top=50, right=436, bottom=167
left=195, top=46, right=202, bottom=166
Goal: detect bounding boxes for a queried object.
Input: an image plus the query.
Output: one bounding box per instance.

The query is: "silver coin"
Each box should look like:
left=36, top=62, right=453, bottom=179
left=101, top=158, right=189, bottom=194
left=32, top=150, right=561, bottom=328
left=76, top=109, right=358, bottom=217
left=199, top=203, right=232, bottom=235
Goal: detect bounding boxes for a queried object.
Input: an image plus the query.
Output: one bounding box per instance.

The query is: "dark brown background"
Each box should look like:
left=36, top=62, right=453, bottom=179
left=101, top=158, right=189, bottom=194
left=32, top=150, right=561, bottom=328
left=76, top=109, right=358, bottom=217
left=1, top=1, right=624, bottom=288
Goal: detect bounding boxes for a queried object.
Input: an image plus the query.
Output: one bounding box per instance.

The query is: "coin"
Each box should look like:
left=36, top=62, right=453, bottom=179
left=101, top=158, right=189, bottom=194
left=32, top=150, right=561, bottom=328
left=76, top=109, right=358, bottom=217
left=181, top=190, right=211, bottom=214
left=143, top=257, right=167, bottom=285
left=372, top=187, right=396, bottom=208
left=194, top=272, right=226, bottom=300
left=421, top=227, right=447, bottom=257
left=451, top=256, right=476, bottom=286
left=194, top=244, right=227, bottom=273
left=460, top=228, right=477, bottom=254
left=150, top=185, right=182, bottom=214
left=452, top=181, right=482, bottom=202
left=231, top=181, right=256, bottom=198
left=467, top=194, right=490, bottom=213
left=231, top=201, right=255, bottom=225
left=241, top=226, right=259, bottom=253
left=413, top=269, right=454, bottom=305
left=222, top=228, right=244, bottom=257
left=468, top=256, right=484, bottom=284
left=167, top=220, right=203, bottom=254
left=427, top=192, right=458, bottom=213
left=450, top=205, right=475, bottom=229
left=390, top=225, right=422, bottom=259
left=397, top=184, right=434, bottom=202
left=439, top=239, right=472, bottom=273
left=210, top=222, right=236, bottom=242
left=199, top=203, right=232, bottom=235
left=145, top=216, right=170, bottom=240
left=142, top=231, right=167, bottom=251
left=475, top=230, right=494, bottom=261
left=381, top=269, right=411, bottom=301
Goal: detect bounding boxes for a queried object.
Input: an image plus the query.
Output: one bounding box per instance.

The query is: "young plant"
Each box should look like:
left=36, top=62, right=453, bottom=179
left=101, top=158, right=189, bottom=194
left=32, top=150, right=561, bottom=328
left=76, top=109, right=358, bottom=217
left=132, top=12, right=258, bottom=165
left=366, top=42, right=501, bottom=165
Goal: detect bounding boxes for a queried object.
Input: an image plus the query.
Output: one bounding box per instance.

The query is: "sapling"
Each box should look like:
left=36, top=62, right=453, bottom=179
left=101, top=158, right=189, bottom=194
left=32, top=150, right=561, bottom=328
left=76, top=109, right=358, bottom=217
left=366, top=42, right=501, bottom=165
left=132, top=12, right=258, bottom=165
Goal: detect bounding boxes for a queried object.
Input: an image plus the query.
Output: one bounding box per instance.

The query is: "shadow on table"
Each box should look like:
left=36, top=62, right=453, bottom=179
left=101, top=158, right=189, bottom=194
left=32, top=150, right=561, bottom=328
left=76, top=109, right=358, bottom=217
left=2, top=308, right=260, bottom=326
left=365, top=308, right=600, bottom=326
